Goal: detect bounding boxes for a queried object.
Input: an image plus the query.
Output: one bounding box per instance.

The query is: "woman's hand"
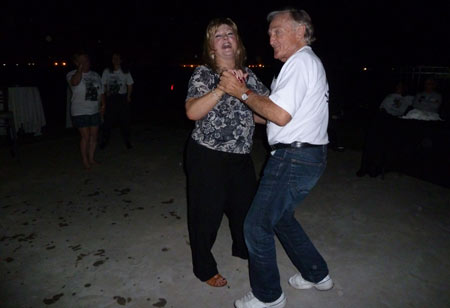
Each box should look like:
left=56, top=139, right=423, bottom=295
left=218, top=71, right=248, bottom=99
left=228, top=69, right=248, bottom=84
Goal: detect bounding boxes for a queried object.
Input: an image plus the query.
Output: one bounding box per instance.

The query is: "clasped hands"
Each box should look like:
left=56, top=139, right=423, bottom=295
left=218, top=70, right=249, bottom=100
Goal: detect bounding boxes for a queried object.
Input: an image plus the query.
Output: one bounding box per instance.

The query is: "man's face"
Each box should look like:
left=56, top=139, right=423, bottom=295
left=268, top=13, right=305, bottom=62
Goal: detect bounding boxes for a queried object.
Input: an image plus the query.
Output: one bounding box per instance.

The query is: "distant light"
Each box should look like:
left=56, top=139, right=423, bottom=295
left=62, top=62, right=67, bottom=66
left=362, top=67, right=368, bottom=71
left=54, top=62, right=59, bottom=66
left=16, top=63, right=19, bottom=66
left=32, top=63, right=35, bottom=66
left=190, top=64, right=194, bottom=68
left=2, top=64, right=6, bottom=67
left=170, top=84, right=174, bottom=91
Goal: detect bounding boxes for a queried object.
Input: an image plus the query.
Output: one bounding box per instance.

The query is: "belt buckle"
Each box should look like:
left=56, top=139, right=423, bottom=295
left=291, top=141, right=303, bottom=148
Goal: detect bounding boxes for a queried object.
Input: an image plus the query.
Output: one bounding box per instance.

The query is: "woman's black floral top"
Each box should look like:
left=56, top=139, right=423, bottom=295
left=186, top=65, right=269, bottom=154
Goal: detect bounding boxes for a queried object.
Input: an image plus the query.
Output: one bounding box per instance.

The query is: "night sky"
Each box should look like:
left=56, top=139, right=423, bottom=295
left=1, top=0, right=449, bottom=68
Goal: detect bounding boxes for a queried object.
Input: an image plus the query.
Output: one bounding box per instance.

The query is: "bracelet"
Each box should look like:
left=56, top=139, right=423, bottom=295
left=211, top=89, right=221, bottom=100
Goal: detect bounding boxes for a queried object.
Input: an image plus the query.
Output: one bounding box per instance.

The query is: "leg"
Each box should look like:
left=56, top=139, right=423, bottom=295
left=224, top=154, right=257, bottom=259
left=274, top=146, right=329, bottom=283
left=275, top=213, right=328, bottom=283
left=185, top=140, right=227, bottom=281
left=88, top=126, right=99, bottom=164
left=101, top=96, right=119, bottom=148
left=245, top=147, right=329, bottom=302
left=244, top=152, right=291, bottom=303
left=78, top=127, right=90, bottom=169
left=275, top=148, right=328, bottom=283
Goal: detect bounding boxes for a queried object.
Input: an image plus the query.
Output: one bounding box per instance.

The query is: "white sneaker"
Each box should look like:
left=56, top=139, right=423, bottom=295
left=289, top=273, right=333, bottom=290
left=234, top=291, right=286, bottom=308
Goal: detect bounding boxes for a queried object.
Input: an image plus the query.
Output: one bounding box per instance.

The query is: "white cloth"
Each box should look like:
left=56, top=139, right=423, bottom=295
left=267, top=46, right=329, bottom=145
left=101, top=68, right=134, bottom=95
left=8, top=86, right=46, bottom=135
left=379, top=94, right=413, bottom=116
left=412, top=91, right=442, bottom=113
left=66, top=70, right=104, bottom=116
left=401, top=109, right=442, bottom=121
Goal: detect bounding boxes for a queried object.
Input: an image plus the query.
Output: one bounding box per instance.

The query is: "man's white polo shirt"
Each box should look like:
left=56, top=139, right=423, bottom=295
left=267, top=46, right=329, bottom=146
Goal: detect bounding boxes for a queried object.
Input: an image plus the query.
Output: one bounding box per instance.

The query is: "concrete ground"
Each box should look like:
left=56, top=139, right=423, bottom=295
left=1, top=124, right=449, bottom=308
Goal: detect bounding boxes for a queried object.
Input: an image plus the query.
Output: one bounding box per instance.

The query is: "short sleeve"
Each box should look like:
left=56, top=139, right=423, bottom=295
left=95, top=72, right=104, bottom=94
left=245, top=68, right=270, bottom=96
left=66, top=70, right=76, bottom=86
left=101, top=69, right=108, bottom=85
left=186, top=66, right=215, bottom=101
left=126, top=72, right=134, bottom=85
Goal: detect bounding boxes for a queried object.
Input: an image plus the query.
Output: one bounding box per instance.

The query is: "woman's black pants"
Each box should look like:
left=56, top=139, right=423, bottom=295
left=185, top=138, right=257, bottom=281
left=101, top=94, right=131, bottom=147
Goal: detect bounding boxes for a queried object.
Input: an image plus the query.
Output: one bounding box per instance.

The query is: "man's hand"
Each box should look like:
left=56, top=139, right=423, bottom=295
left=218, top=71, right=248, bottom=99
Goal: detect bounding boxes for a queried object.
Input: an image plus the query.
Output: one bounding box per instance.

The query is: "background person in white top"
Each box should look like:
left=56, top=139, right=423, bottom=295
left=66, top=51, right=105, bottom=169
left=219, top=8, right=332, bottom=308
left=379, top=82, right=413, bottom=117
left=100, top=52, right=134, bottom=149
left=412, top=77, right=442, bottom=114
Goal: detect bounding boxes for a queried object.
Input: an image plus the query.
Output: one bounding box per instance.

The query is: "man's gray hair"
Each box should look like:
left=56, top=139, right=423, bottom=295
left=267, top=8, right=316, bottom=45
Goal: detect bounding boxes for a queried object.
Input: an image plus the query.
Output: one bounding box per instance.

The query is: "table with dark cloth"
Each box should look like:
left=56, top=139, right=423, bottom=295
left=358, top=111, right=450, bottom=187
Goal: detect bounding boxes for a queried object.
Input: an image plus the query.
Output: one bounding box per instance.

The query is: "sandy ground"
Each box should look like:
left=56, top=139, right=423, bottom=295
left=1, top=124, right=449, bottom=308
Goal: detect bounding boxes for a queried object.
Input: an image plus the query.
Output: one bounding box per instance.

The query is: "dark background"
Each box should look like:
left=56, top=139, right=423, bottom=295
left=1, top=0, right=449, bottom=129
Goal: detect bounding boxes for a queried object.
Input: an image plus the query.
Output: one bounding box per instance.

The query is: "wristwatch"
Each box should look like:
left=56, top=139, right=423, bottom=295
left=241, top=89, right=253, bottom=101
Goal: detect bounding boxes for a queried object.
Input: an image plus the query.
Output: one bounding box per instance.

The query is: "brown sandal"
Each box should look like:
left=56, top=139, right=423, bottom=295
left=206, top=274, right=227, bottom=287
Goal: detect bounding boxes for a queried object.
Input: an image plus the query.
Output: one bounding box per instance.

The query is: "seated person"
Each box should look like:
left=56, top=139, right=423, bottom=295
left=412, top=78, right=442, bottom=113
left=379, top=82, right=413, bottom=117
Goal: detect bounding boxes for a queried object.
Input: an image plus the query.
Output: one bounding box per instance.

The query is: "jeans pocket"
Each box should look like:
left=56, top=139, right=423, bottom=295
left=289, top=159, right=325, bottom=202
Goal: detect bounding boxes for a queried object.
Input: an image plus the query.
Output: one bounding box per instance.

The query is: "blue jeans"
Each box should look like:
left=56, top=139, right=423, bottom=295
left=244, top=146, right=329, bottom=302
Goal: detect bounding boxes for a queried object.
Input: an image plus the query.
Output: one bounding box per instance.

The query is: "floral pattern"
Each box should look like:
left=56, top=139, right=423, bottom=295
left=186, top=65, right=269, bottom=154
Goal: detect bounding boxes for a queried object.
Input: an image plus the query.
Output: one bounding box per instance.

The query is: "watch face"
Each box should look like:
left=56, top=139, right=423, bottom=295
left=241, top=93, right=248, bottom=101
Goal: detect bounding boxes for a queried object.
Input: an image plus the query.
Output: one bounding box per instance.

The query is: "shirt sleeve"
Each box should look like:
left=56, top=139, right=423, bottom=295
left=186, top=66, right=213, bottom=100
left=96, top=73, right=104, bottom=94
left=126, top=72, right=134, bottom=85
left=245, top=68, right=270, bottom=96
left=66, top=71, right=76, bottom=87
left=269, top=56, right=307, bottom=116
left=101, top=69, right=108, bottom=86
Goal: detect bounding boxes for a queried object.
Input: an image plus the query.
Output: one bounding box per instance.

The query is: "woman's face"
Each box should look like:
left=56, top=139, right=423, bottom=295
left=75, top=54, right=90, bottom=71
left=211, top=24, right=237, bottom=61
left=424, top=79, right=436, bottom=92
left=112, top=54, right=121, bottom=67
